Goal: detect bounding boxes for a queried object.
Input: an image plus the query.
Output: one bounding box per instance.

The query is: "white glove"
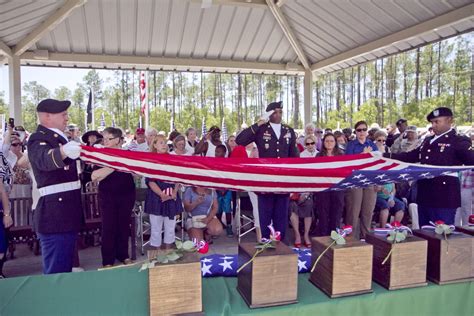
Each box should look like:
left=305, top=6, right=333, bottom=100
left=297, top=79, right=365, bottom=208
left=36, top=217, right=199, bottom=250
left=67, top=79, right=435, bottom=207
left=371, top=151, right=383, bottom=158
left=93, top=144, right=104, bottom=149
left=259, top=110, right=274, bottom=123
left=62, top=141, right=82, bottom=159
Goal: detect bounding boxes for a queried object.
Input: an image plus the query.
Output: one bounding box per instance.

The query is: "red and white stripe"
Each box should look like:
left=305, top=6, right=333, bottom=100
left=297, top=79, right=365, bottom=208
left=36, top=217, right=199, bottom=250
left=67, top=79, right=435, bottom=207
left=81, top=146, right=406, bottom=193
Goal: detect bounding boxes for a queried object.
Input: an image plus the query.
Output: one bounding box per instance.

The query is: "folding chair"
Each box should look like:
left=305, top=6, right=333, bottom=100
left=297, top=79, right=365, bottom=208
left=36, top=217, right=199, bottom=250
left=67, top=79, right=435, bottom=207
left=235, top=191, right=260, bottom=243
left=134, top=188, right=149, bottom=255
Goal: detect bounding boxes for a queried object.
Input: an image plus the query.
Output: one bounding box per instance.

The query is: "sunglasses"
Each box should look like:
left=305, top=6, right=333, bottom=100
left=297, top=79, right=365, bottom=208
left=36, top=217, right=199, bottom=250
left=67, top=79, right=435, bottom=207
left=376, top=139, right=386, bottom=143
left=305, top=142, right=315, bottom=146
left=356, top=128, right=368, bottom=132
left=315, top=131, right=323, bottom=134
left=11, top=143, right=21, bottom=147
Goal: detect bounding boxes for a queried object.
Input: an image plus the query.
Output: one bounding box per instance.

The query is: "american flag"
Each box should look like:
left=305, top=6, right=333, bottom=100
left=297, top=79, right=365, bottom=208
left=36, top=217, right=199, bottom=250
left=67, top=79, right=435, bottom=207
left=201, top=117, right=207, bottom=139
left=221, top=117, right=228, bottom=143
left=139, top=71, right=148, bottom=128
left=199, top=248, right=311, bottom=277
left=100, top=113, right=106, bottom=127
left=80, top=147, right=473, bottom=193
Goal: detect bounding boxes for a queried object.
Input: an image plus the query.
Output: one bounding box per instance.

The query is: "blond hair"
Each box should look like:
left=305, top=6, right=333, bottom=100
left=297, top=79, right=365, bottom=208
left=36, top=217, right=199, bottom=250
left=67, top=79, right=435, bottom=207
left=150, top=134, right=168, bottom=153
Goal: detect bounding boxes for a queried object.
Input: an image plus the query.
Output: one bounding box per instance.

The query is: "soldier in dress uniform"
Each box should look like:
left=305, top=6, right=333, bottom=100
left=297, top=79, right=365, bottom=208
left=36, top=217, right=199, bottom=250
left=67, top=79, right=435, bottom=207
left=236, top=101, right=299, bottom=241
left=27, top=99, right=83, bottom=274
left=385, top=107, right=474, bottom=226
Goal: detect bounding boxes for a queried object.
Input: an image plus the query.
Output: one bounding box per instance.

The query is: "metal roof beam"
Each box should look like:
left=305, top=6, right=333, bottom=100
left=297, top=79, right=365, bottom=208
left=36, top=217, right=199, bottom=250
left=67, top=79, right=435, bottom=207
left=266, top=0, right=310, bottom=70
left=13, top=0, right=87, bottom=56
left=311, top=3, right=474, bottom=73
left=0, top=40, right=12, bottom=57
left=19, top=52, right=305, bottom=75
left=192, top=0, right=267, bottom=8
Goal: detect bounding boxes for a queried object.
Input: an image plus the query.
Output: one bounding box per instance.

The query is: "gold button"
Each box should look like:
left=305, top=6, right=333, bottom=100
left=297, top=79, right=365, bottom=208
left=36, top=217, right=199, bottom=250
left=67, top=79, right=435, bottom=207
left=427, top=149, right=431, bottom=152
left=277, top=149, right=279, bottom=152
left=425, top=156, right=429, bottom=159
left=276, top=141, right=279, bottom=144
left=58, top=198, right=62, bottom=201
left=54, top=134, right=58, bottom=138
left=442, top=182, right=446, bottom=184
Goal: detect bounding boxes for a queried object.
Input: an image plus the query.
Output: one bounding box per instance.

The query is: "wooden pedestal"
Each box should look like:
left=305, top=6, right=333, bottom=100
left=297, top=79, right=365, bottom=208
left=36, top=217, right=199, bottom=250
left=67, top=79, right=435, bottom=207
left=413, top=229, right=474, bottom=285
left=237, top=242, right=298, bottom=308
left=148, top=251, right=202, bottom=316
left=365, top=233, right=428, bottom=290
left=309, top=237, right=373, bottom=298
left=455, top=226, right=474, bottom=236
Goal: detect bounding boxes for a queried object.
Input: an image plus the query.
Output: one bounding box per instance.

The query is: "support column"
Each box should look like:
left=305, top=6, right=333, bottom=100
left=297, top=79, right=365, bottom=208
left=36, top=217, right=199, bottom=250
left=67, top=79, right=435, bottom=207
left=8, top=55, right=22, bottom=125
left=303, top=69, right=313, bottom=126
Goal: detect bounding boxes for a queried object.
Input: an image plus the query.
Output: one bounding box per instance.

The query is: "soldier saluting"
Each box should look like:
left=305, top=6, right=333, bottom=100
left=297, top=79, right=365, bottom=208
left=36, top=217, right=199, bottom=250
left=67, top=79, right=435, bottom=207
left=386, top=107, right=474, bottom=226
left=236, top=101, right=299, bottom=241
left=27, top=99, right=83, bottom=274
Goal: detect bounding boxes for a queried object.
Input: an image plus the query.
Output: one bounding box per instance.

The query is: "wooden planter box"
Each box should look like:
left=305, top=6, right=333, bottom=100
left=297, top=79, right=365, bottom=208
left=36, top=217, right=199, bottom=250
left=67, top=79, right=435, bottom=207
left=365, top=233, right=428, bottom=290
left=455, top=226, right=474, bottom=236
left=413, top=229, right=474, bottom=285
left=309, top=236, right=373, bottom=298
left=237, top=242, right=298, bottom=308
left=148, top=250, right=202, bottom=316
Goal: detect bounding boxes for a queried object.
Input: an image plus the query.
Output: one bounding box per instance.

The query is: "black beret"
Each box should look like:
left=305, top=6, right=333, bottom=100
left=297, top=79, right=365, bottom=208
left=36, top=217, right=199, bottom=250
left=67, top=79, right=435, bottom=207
left=395, top=118, right=407, bottom=126
left=426, top=107, right=453, bottom=122
left=265, top=101, right=283, bottom=112
left=37, top=99, right=71, bottom=113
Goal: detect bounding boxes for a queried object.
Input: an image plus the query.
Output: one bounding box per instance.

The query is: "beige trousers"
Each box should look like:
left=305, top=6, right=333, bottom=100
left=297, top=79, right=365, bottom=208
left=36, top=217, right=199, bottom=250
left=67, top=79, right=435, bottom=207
left=344, top=187, right=377, bottom=239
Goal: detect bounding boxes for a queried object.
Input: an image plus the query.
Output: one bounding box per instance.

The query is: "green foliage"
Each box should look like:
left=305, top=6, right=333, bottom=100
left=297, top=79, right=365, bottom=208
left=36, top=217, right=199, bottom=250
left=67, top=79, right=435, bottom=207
left=387, top=230, right=407, bottom=243
left=330, top=230, right=346, bottom=245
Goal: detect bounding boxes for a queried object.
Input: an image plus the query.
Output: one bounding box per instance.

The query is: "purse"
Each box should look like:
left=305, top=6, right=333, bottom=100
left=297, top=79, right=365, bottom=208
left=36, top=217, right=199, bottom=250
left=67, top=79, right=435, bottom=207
left=191, top=215, right=208, bottom=229
left=190, top=190, right=214, bottom=229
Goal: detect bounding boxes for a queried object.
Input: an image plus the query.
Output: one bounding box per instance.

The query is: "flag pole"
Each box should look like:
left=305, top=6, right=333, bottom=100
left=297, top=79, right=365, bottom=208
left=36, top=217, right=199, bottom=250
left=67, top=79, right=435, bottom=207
left=91, top=88, right=95, bottom=130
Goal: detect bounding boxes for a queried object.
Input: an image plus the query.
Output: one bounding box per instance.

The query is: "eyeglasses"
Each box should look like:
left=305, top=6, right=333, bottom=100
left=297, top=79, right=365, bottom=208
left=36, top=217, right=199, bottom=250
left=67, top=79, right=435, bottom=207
left=105, top=137, right=118, bottom=141
left=11, top=143, right=21, bottom=147
left=376, top=139, right=386, bottom=143
left=305, top=142, right=315, bottom=146
left=356, top=128, right=368, bottom=132
left=315, top=131, right=323, bottom=134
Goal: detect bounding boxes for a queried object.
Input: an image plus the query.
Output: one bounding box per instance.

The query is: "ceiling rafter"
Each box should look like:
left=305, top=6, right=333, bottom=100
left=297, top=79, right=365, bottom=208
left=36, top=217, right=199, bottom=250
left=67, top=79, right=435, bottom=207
left=0, top=40, right=12, bottom=57
left=20, top=51, right=305, bottom=75
left=265, top=0, right=310, bottom=70
left=311, top=3, right=474, bottom=73
left=12, top=0, right=87, bottom=56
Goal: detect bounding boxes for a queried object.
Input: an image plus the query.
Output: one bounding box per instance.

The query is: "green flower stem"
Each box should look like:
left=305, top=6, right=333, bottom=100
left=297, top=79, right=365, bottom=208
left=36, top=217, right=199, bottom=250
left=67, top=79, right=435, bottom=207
left=382, top=231, right=398, bottom=265
left=311, top=240, right=336, bottom=273
left=237, top=247, right=266, bottom=273
left=444, top=231, right=449, bottom=254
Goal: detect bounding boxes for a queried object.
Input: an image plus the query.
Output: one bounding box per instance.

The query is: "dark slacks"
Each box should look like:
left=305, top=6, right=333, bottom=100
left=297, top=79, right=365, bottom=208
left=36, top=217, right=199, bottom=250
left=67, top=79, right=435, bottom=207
left=314, top=191, right=345, bottom=236
left=418, top=206, right=456, bottom=226
left=38, top=232, right=77, bottom=274
left=258, top=193, right=290, bottom=241
left=99, top=192, right=135, bottom=266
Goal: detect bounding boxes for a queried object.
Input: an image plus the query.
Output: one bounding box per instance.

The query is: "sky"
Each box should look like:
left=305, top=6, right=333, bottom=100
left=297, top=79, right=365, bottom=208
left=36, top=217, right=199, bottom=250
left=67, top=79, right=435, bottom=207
left=0, top=66, right=109, bottom=100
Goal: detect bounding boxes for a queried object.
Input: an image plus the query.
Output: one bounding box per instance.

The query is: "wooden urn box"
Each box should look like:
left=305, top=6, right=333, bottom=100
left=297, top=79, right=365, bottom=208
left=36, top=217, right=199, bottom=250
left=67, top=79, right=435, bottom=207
left=413, top=229, right=474, bottom=285
left=365, top=233, right=428, bottom=290
left=148, top=250, right=203, bottom=316
left=237, top=242, right=298, bottom=308
left=455, top=226, right=474, bottom=236
left=309, top=236, right=373, bottom=298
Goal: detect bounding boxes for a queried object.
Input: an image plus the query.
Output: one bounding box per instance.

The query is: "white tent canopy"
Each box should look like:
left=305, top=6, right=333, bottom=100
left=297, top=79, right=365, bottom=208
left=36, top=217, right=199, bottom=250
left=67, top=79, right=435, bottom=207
left=1, top=0, right=473, bottom=124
